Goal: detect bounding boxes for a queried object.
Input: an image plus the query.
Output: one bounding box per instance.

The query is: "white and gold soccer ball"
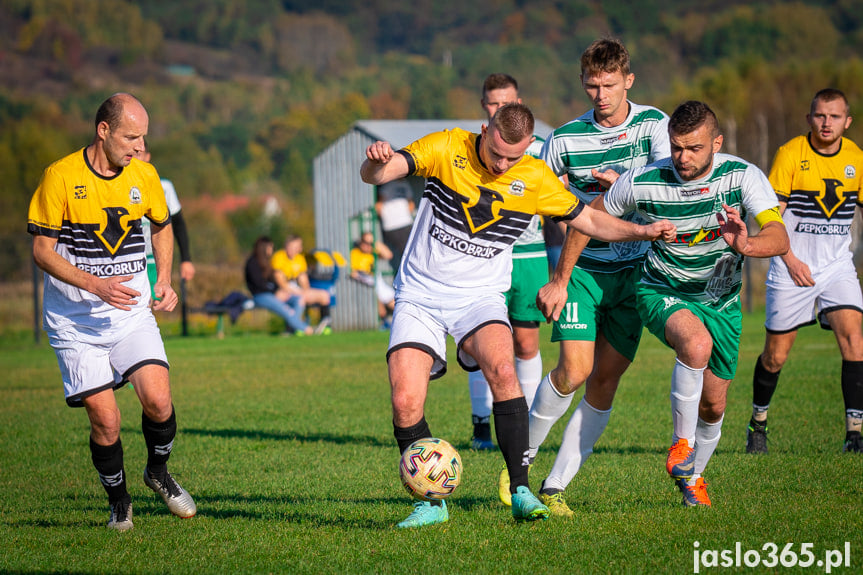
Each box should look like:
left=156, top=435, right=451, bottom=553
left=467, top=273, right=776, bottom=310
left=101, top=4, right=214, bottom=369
left=399, top=437, right=463, bottom=501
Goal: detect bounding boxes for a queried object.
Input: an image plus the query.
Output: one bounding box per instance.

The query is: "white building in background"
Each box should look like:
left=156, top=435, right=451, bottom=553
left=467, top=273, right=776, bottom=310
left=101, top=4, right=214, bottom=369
left=313, top=118, right=554, bottom=331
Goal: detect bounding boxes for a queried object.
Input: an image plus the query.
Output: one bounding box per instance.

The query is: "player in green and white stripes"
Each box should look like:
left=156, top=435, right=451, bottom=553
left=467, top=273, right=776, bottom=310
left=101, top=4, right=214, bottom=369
left=524, top=38, right=670, bottom=516
left=601, top=100, right=789, bottom=506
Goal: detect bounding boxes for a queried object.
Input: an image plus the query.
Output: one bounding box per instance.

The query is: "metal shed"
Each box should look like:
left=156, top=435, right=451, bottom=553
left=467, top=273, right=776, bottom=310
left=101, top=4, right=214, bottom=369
left=313, top=118, right=554, bottom=331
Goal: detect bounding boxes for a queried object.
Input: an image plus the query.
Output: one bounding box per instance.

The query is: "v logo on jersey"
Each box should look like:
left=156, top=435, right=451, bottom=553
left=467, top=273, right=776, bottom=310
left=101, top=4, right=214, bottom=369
left=95, top=206, right=132, bottom=256
left=816, top=178, right=846, bottom=219
left=463, top=186, right=504, bottom=235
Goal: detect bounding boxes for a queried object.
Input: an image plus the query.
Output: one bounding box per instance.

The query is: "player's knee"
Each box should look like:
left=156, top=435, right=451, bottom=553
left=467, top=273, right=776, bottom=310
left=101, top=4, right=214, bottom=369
left=699, top=396, right=726, bottom=421
left=485, top=359, right=517, bottom=384
left=760, top=349, right=787, bottom=372
left=678, top=336, right=712, bottom=368
left=837, top=334, right=863, bottom=361
left=554, top=366, right=587, bottom=395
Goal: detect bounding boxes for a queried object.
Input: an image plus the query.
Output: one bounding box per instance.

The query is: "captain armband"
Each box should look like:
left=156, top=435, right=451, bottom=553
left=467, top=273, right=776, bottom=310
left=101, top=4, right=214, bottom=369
left=754, top=206, right=784, bottom=229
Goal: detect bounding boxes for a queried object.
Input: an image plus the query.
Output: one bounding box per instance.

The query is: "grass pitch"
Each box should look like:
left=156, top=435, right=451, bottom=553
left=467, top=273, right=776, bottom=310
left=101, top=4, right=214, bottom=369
left=0, top=313, right=860, bottom=574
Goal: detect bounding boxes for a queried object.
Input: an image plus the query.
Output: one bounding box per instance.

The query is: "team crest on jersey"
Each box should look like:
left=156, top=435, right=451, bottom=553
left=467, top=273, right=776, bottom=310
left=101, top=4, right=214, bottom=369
left=845, top=165, right=856, bottom=179
left=816, top=178, right=847, bottom=219
left=129, top=186, right=142, bottom=204
left=509, top=179, right=525, bottom=197
left=94, top=206, right=133, bottom=256
left=74, top=185, right=87, bottom=199
left=463, top=186, right=504, bottom=234
left=453, top=155, right=467, bottom=170
left=800, top=160, right=810, bottom=172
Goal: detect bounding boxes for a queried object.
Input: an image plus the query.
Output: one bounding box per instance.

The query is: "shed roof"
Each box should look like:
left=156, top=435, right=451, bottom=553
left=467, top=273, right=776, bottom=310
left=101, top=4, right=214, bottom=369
left=353, top=118, right=555, bottom=149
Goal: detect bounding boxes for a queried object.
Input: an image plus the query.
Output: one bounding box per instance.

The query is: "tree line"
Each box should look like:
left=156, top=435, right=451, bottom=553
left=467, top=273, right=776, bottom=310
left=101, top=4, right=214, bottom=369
left=2, top=0, right=862, bottom=280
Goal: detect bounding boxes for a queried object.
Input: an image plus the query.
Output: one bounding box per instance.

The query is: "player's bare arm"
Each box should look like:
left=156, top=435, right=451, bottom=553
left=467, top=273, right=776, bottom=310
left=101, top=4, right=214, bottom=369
left=32, top=235, right=140, bottom=311
left=536, top=194, right=606, bottom=323
left=567, top=196, right=676, bottom=244
left=150, top=221, right=178, bottom=312
left=360, top=141, right=410, bottom=185
left=775, top=200, right=814, bottom=286
left=716, top=204, right=789, bottom=258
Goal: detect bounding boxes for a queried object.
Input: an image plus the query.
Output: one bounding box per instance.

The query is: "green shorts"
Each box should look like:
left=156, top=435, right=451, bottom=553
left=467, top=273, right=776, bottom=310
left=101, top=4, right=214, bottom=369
left=551, top=266, right=643, bottom=362
left=506, top=254, right=548, bottom=324
left=636, top=284, right=742, bottom=380
left=146, top=259, right=157, bottom=302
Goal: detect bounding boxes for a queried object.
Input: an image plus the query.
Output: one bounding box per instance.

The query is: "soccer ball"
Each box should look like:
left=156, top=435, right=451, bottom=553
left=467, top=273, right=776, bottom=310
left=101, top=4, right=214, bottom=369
left=399, top=437, right=463, bottom=501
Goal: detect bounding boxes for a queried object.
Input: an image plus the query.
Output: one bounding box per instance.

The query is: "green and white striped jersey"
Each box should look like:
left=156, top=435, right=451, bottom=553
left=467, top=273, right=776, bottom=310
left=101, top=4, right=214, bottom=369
left=604, top=153, right=780, bottom=307
left=513, top=135, right=547, bottom=256
left=540, top=102, right=670, bottom=271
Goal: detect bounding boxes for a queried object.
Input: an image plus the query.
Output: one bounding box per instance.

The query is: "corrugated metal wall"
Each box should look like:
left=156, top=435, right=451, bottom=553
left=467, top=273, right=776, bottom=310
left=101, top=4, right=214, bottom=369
left=313, top=129, right=380, bottom=331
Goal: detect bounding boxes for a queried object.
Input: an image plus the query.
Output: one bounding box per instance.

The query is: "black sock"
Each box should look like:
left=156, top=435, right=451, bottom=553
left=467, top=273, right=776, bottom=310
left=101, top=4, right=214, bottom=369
left=753, top=354, right=781, bottom=409
left=142, top=407, right=176, bottom=479
left=472, top=415, right=491, bottom=441
left=493, top=397, right=530, bottom=493
left=841, top=360, right=863, bottom=422
left=394, top=416, right=431, bottom=454
left=90, top=437, right=128, bottom=503
left=321, top=306, right=331, bottom=320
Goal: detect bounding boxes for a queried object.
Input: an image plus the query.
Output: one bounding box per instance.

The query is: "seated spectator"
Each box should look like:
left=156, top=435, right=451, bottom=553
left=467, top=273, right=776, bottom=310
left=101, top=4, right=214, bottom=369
left=350, top=231, right=395, bottom=330
left=271, top=235, right=332, bottom=333
left=244, top=236, right=314, bottom=336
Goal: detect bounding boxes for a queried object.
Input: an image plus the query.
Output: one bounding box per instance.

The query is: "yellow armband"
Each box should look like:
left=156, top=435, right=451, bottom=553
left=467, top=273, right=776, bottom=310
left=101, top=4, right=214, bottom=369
left=754, top=206, right=784, bottom=229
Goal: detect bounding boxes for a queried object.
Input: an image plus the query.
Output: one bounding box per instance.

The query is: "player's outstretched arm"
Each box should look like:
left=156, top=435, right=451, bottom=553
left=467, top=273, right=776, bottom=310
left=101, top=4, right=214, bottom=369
left=536, top=226, right=585, bottom=322
left=567, top=196, right=676, bottom=244
left=361, top=141, right=410, bottom=185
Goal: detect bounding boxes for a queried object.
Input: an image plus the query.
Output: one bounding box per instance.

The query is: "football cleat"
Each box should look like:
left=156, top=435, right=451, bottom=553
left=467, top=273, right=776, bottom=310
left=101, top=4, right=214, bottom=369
left=843, top=431, right=863, bottom=453
left=498, top=463, right=511, bottom=506
left=396, top=500, right=448, bottom=529
left=539, top=490, right=574, bottom=518
left=470, top=417, right=495, bottom=451
left=144, top=467, right=197, bottom=518
left=511, top=486, right=549, bottom=522
left=498, top=462, right=531, bottom=506
left=470, top=437, right=495, bottom=451
left=314, top=317, right=332, bottom=335
left=108, top=497, right=134, bottom=531
left=666, top=438, right=696, bottom=479
left=676, top=477, right=711, bottom=507
left=746, top=419, right=769, bottom=454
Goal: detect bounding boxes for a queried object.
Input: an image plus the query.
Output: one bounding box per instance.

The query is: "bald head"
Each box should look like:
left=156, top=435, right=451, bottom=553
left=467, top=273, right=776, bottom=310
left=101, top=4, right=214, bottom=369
left=92, top=93, right=149, bottom=174
left=95, top=93, right=148, bottom=131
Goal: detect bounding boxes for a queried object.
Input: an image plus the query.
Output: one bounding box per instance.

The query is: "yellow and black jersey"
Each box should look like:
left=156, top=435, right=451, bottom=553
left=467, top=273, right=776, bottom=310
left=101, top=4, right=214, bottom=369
left=394, top=128, right=581, bottom=300
left=28, top=148, right=169, bottom=332
left=768, top=134, right=863, bottom=277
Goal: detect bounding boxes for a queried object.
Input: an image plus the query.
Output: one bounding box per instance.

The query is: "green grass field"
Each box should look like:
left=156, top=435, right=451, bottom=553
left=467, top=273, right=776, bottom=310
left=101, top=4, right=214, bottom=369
left=1, top=313, right=860, bottom=574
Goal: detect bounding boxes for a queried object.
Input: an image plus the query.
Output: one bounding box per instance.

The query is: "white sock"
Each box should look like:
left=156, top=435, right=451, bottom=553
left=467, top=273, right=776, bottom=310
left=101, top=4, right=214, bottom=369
left=693, top=416, right=723, bottom=476
left=516, top=351, right=543, bottom=408
left=543, top=398, right=611, bottom=492
left=670, top=358, right=704, bottom=445
left=468, top=370, right=493, bottom=419
left=528, top=373, right=574, bottom=460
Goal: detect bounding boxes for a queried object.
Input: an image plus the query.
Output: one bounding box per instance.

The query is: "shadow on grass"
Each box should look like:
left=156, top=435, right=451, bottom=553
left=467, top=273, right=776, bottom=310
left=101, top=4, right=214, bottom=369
left=182, top=427, right=392, bottom=448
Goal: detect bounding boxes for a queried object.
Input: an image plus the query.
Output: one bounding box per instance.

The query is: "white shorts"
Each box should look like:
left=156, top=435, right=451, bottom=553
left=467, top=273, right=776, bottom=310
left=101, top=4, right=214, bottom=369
left=765, top=263, right=863, bottom=333
left=48, top=311, right=169, bottom=407
left=387, top=293, right=510, bottom=379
